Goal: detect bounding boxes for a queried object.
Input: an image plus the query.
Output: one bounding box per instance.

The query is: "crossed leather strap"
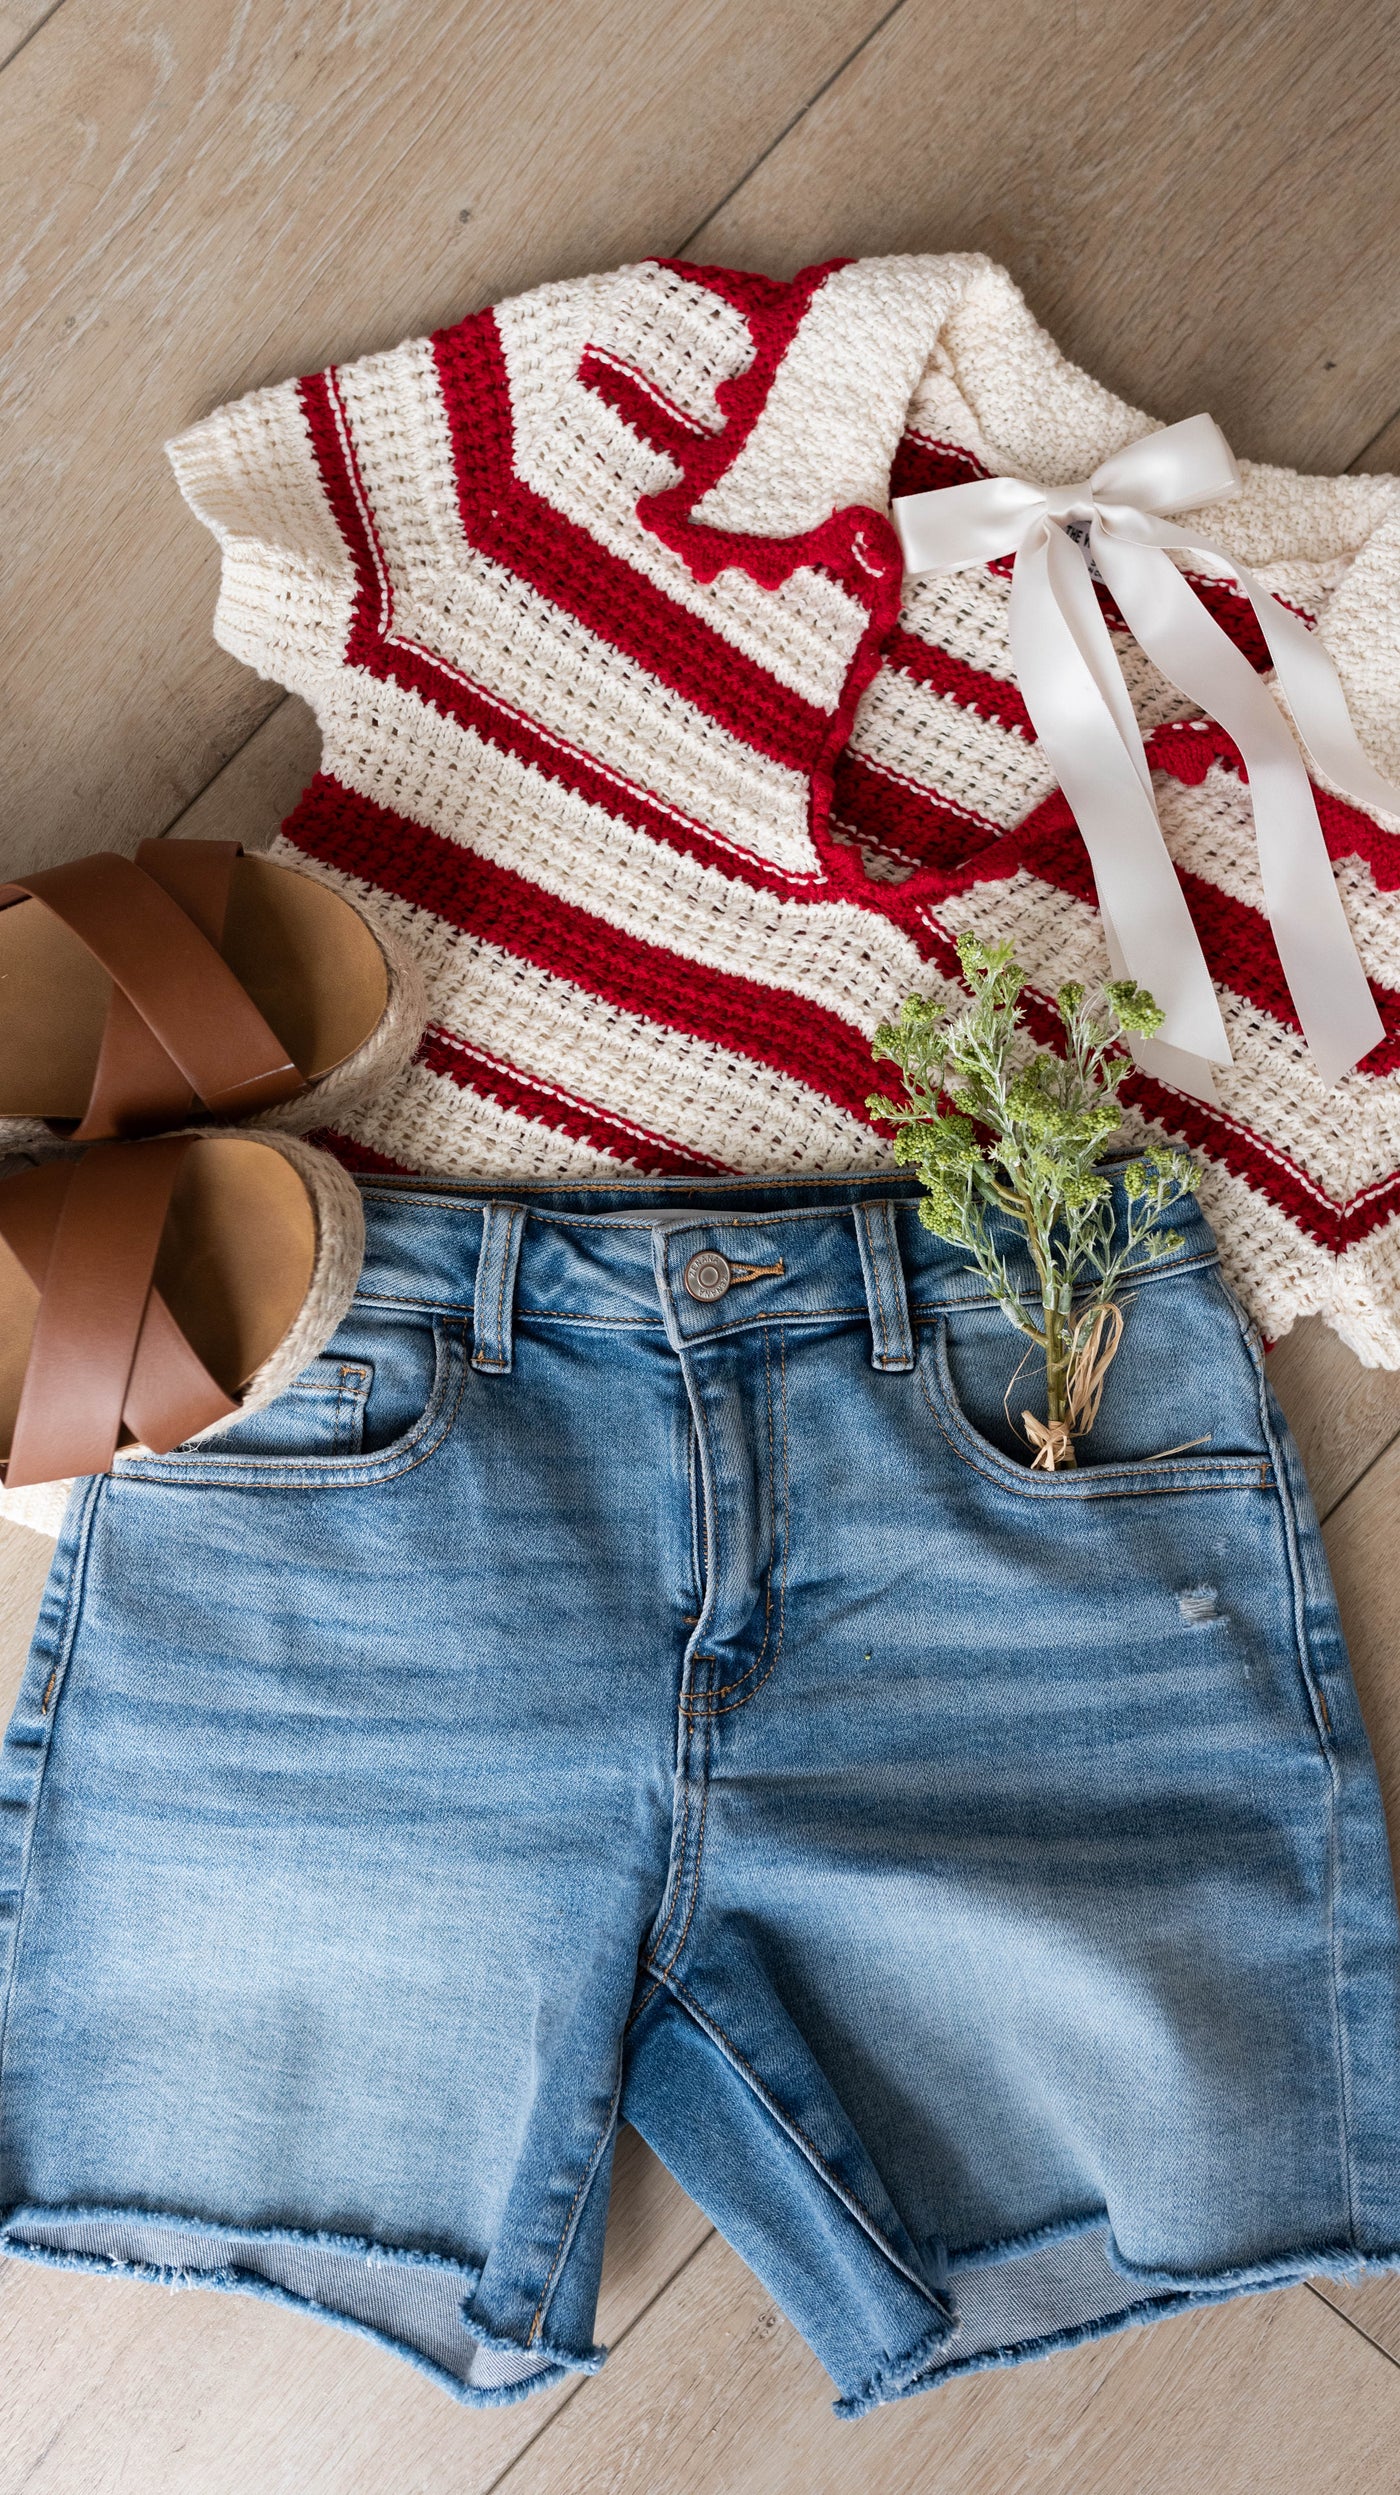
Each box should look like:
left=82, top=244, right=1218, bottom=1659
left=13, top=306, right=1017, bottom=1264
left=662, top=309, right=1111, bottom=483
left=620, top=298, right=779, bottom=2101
left=0, top=839, right=305, bottom=1139
left=0, top=1140, right=239, bottom=1488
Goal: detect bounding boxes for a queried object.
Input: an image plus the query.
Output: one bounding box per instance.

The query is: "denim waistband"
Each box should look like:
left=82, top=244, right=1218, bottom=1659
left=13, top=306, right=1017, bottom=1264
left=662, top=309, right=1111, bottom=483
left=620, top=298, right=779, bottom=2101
left=352, top=1166, right=1217, bottom=1377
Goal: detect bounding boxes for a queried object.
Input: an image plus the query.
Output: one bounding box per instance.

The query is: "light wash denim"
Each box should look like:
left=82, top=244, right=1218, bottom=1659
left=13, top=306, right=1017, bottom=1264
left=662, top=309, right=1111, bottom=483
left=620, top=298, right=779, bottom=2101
left=2, top=1169, right=1399, bottom=2414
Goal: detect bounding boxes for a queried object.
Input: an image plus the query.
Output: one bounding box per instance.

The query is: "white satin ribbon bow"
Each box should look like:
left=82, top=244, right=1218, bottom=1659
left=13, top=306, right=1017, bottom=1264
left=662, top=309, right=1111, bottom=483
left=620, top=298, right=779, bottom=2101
left=892, top=413, right=1399, bottom=1099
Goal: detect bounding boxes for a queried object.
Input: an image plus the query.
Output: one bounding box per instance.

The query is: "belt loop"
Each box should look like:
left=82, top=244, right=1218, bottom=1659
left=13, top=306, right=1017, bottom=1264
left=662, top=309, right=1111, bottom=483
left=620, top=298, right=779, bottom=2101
left=853, top=1201, right=915, bottom=1373
left=472, top=1202, right=526, bottom=1374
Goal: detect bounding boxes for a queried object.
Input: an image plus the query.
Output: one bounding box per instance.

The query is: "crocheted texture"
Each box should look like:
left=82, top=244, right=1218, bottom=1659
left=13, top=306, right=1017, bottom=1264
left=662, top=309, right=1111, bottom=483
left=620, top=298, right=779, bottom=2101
left=168, top=253, right=1400, bottom=1362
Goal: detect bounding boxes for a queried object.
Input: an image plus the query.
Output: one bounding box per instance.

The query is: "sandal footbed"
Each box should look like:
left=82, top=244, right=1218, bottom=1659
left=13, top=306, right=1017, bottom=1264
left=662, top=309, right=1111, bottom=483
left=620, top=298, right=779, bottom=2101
left=0, top=1138, right=317, bottom=1460
left=0, top=856, right=389, bottom=1118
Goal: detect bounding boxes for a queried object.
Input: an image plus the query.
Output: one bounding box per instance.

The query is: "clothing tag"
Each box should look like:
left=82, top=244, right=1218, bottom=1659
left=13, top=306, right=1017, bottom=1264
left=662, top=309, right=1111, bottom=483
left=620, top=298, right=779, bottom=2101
left=1064, top=518, right=1104, bottom=583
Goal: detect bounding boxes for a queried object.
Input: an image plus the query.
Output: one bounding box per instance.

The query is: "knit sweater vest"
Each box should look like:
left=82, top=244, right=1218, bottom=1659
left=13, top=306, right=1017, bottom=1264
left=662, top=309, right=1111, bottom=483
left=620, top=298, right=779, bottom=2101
left=169, top=253, right=1400, bottom=1363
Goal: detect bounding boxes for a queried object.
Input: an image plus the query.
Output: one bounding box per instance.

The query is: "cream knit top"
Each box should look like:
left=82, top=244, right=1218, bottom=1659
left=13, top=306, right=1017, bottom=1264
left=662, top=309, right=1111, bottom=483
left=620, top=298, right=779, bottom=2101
left=169, top=252, right=1400, bottom=1362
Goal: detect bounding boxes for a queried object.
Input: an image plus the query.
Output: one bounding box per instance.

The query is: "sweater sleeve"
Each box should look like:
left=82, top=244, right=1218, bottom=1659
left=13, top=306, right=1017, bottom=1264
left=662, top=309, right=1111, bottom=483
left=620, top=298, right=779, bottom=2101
left=166, top=374, right=357, bottom=697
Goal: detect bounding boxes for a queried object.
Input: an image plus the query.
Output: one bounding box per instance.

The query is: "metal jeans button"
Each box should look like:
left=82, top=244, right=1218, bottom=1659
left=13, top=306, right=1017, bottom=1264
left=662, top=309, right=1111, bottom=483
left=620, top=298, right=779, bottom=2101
left=683, top=1249, right=732, bottom=1303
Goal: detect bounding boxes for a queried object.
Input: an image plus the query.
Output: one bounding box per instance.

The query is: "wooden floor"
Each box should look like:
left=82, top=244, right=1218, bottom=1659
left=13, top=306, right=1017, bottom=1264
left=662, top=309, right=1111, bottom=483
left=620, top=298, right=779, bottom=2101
left=4, top=2, right=1400, bottom=2485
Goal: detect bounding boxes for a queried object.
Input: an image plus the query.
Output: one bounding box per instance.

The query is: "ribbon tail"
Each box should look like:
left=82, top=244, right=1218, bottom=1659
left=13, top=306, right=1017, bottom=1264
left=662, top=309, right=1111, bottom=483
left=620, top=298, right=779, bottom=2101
left=1097, top=899, right=1220, bottom=1102
left=1010, top=528, right=1233, bottom=1069
left=1093, top=519, right=1384, bottom=1084
left=1227, top=551, right=1400, bottom=825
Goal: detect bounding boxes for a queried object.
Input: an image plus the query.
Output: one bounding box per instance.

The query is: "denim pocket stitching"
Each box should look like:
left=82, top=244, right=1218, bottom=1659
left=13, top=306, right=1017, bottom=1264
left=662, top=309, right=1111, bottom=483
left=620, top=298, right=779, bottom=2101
left=263, top=1360, right=372, bottom=1457
left=920, top=1321, right=1274, bottom=1499
left=111, top=1324, right=466, bottom=1491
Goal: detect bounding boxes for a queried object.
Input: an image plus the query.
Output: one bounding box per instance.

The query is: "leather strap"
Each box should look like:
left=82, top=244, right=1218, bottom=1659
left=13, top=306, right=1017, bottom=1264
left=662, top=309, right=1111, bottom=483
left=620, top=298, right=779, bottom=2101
left=0, top=1142, right=238, bottom=1486
left=80, top=841, right=236, bottom=1138
left=0, top=842, right=305, bottom=1138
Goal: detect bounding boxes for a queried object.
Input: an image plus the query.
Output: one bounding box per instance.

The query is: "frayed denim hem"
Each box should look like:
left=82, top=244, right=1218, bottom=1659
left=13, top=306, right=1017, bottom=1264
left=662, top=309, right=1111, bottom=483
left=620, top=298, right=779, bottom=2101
left=832, top=2306, right=959, bottom=2419
left=0, top=2204, right=601, bottom=2411
left=837, top=2235, right=1400, bottom=2417
left=943, top=2205, right=1110, bottom=2274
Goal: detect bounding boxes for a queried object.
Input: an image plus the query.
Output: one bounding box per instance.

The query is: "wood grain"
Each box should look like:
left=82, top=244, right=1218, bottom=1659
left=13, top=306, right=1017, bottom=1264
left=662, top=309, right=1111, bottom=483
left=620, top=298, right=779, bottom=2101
left=1267, top=1321, right=1400, bottom=1520
left=160, top=692, right=321, bottom=852
left=0, top=0, right=889, bottom=874
left=0, top=0, right=56, bottom=72
left=1311, top=2273, right=1400, bottom=2369
left=489, top=2230, right=1400, bottom=2495
left=691, top=0, right=1400, bottom=475
left=1355, top=407, right=1400, bottom=476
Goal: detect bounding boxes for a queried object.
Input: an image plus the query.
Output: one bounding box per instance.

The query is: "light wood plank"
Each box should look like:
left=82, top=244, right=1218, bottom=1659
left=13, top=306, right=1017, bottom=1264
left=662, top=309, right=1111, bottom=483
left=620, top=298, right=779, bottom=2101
left=0, top=1497, right=51, bottom=1650
left=1267, top=1321, right=1400, bottom=1520
left=1354, top=407, right=1400, bottom=475
left=0, top=0, right=58, bottom=72
left=0, top=2129, right=711, bottom=2495
left=690, top=0, right=1400, bottom=474
left=490, top=2229, right=1400, bottom=2495
left=160, top=692, right=320, bottom=851
left=0, top=0, right=890, bottom=876
left=1311, top=2273, right=1400, bottom=2368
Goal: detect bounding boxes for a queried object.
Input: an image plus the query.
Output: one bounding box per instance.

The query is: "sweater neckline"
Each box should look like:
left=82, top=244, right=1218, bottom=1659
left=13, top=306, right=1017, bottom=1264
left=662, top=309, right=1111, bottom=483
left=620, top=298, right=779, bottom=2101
left=619, top=252, right=1400, bottom=905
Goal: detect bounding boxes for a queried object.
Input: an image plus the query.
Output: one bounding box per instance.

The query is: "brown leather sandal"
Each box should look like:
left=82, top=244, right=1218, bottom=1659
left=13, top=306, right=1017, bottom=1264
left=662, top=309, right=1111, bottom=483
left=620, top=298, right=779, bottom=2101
left=0, top=839, right=424, bottom=1143
left=0, top=1130, right=363, bottom=1498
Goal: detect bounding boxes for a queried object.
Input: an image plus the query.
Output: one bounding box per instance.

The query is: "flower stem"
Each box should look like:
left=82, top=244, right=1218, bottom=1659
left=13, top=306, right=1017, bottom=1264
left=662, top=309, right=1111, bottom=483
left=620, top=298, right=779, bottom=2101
left=1043, top=1297, right=1074, bottom=1458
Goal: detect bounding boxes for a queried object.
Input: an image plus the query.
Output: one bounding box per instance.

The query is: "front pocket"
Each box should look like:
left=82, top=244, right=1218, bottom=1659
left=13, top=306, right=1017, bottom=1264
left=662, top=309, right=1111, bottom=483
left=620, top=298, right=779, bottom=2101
left=179, top=1355, right=373, bottom=1460
left=921, top=1280, right=1275, bottom=1500
left=113, top=1315, right=463, bottom=1490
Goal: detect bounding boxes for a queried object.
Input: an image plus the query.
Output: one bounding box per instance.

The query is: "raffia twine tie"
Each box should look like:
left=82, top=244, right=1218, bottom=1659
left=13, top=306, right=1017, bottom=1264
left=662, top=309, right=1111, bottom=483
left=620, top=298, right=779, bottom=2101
left=1023, top=1302, right=1124, bottom=1471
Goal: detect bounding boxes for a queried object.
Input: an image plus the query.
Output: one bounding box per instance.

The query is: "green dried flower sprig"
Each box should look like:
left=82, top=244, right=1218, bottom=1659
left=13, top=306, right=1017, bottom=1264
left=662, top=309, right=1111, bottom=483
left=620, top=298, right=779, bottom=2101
left=868, top=932, right=1201, bottom=1466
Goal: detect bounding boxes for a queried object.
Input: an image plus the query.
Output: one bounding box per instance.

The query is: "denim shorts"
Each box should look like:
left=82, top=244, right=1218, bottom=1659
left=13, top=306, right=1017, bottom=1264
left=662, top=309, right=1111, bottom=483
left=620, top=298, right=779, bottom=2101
left=2, top=1170, right=1399, bottom=2415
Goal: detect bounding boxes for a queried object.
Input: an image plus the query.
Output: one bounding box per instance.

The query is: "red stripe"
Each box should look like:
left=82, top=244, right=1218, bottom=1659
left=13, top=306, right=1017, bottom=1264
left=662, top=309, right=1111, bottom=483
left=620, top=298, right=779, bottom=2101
left=832, top=748, right=1005, bottom=874
left=370, top=629, right=829, bottom=892
left=429, top=311, right=832, bottom=773
left=944, top=776, right=1400, bottom=1073
left=890, top=435, right=988, bottom=498
left=1121, top=1071, right=1400, bottom=1254
left=1175, top=572, right=1315, bottom=670
left=311, top=1128, right=408, bottom=1176
left=418, top=1027, right=724, bottom=1175
left=283, top=776, right=885, bottom=1128
left=578, top=346, right=710, bottom=462
left=884, top=626, right=1033, bottom=737
left=298, top=368, right=385, bottom=663
left=1150, top=717, right=1400, bottom=892
left=891, top=917, right=1399, bottom=1256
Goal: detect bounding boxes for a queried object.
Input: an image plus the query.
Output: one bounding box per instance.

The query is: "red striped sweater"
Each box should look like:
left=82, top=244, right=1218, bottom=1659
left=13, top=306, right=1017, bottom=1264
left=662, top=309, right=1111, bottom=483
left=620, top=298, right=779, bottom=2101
left=169, top=253, right=1400, bottom=1361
